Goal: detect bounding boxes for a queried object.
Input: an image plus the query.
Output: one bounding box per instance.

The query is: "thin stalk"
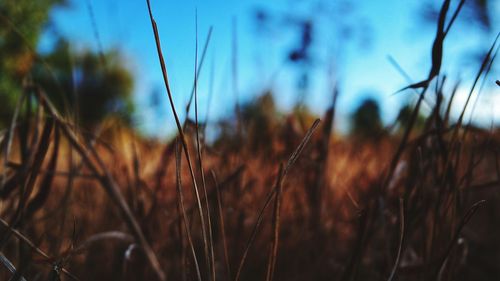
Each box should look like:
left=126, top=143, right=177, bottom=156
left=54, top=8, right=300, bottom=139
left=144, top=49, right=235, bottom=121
left=176, top=140, right=202, bottom=281
left=193, top=11, right=216, bottom=281
left=211, top=171, right=232, bottom=281
left=145, top=1, right=211, bottom=276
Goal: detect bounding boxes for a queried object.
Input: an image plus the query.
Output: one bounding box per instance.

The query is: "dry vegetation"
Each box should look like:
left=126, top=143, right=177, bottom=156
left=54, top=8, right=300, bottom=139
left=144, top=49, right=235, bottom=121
left=1, top=0, right=500, bottom=280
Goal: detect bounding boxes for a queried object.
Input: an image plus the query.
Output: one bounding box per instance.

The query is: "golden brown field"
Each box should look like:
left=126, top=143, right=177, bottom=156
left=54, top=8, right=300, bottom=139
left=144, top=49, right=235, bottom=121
left=1, top=96, right=500, bottom=281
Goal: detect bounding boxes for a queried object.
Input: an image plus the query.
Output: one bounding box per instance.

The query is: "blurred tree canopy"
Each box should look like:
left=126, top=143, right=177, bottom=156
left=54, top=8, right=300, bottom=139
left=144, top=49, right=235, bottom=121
left=395, top=103, right=426, bottom=134
left=0, top=0, right=66, bottom=125
left=351, top=98, right=384, bottom=139
left=0, top=0, right=134, bottom=129
left=33, top=40, right=134, bottom=128
left=240, top=91, right=279, bottom=152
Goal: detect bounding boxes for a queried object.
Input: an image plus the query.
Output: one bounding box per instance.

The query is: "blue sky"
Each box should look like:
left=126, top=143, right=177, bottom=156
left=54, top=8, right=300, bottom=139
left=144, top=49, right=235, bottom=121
left=40, top=0, right=499, bottom=137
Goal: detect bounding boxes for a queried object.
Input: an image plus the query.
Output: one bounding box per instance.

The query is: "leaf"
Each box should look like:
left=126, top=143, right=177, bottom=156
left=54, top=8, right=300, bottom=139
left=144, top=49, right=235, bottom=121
left=395, top=79, right=430, bottom=93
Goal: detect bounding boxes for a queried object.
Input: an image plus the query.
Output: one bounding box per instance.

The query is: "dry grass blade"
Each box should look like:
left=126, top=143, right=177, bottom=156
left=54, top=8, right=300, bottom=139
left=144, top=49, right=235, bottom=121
left=2, top=91, right=26, bottom=187
left=438, top=33, right=500, bottom=187
left=309, top=90, right=337, bottom=227
left=1, top=166, right=25, bottom=200
left=86, top=134, right=166, bottom=281
left=198, top=20, right=216, bottom=281
left=4, top=117, right=54, bottom=234
left=175, top=139, right=202, bottom=281
left=465, top=40, right=499, bottom=133
left=443, top=0, right=465, bottom=37
left=444, top=81, right=460, bottom=126
left=211, top=170, right=231, bottom=281
left=340, top=209, right=369, bottom=281
left=395, top=0, right=450, bottom=92
left=456, top=33, right=500, bottom=130
left=85, top=0, right=106, bottom=65
left=235, top=120, right=319, bottom=281
left=0, top=218, right=79, bottom=280
left=176, top=191, right=188, bottom=281
left=433, top=200, right=486, bottom=278
left=131, top=142, right=141, bottom=212
left=0, top=252, right=27, bottom=281
left=388, top=56, right=434, bottom=107
left=72, top=231, right=134, bottom=255
left=387, top=198, right=405, bottom=281
left=382, top=0, right=460, bottom=192
left=234, top=166, right=285, bottom=281
left=144, top=0, right=184, bottom=134
left=25, top=125, right=60, bottom=219
left=52, top=116, right=165, bottom=281
left=145, top=1, right=210, bottom=272
left=429, top=0, right=449, bottom=78
left=387, top=55, right=413, bottom=84
left=169, top=166, right=245, bottom=227
left=3, top=110, right=52, bottom=187
left=0, top=218, right=49, bottom=259
left=265, top=164, right=283, bottom=281
left=4, top=164, right=99, bottom=180
left=192, top=13, right=216, bottom=280
left=185, top=25, right=214, bottom=116
left=0, top=130, right=5, bottom=153
left=285, top=119, right=320, bottom=174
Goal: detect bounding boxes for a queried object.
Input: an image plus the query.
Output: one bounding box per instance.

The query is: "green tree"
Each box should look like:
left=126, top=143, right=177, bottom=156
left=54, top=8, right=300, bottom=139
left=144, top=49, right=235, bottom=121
left=0, top=1, right=134, bottom=129
left=33, top=40, right=135, bottom=128
left=0, top=0, right=66, bottom=125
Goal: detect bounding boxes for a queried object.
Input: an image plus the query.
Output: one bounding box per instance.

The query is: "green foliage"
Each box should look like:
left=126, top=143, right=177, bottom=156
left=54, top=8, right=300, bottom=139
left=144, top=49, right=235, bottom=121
left=33, top=40, right=135, bottom=128
left=0, top=0, right=65, bottom=123
left=0, top=1, right=134, bottom=129
left=0, top=0, right=65, bottom=75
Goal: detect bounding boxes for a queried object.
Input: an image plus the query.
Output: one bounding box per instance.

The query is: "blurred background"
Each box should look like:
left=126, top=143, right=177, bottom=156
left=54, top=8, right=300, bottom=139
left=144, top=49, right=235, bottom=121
left=2, top=2, right=500, bottom=280
left=0, top=0, right=499, bottom=137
